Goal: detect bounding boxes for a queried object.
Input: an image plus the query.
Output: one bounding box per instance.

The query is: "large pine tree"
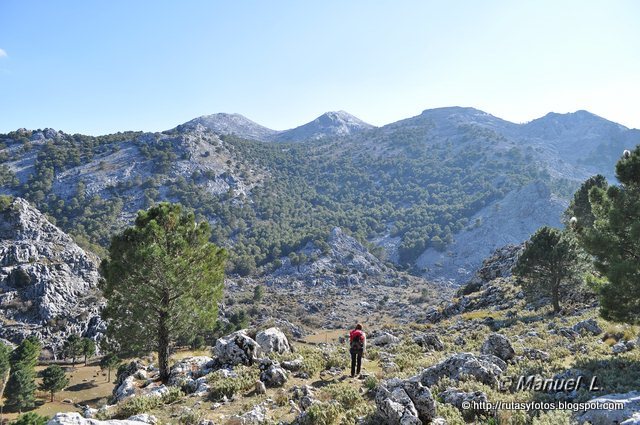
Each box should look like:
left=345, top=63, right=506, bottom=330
left=515, top=226, right=585, bottom=313
left=5, top=337, right=41, bottom=412
left=580, top=147, right=640, bottom=323
left=100, top=203, right=226, bottom=382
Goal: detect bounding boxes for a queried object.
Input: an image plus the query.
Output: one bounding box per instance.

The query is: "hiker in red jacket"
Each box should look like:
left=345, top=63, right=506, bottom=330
left=349, top=323, right=367, bottom=377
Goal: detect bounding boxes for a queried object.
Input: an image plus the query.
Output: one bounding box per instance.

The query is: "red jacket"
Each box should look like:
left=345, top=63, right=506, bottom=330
left=350, top=329, right=364, bottom=341
left=349, top=329, right=366, bottom=350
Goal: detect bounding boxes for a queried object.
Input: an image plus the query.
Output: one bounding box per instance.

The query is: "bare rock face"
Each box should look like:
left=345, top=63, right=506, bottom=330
left=418, top=181, right=562, bottom=284
left=440, top=387, right=489, bottom=413
left=255, top=327, right=291, bottom=355
left=419, top=352, right=507, bottom=388
left=214, top=329, right=261, bottom=366
left=573, top=391, right=640, bottom=425
left=375, top=377, right=436, bottom=424
left=0, top=197, right=104, bottom=357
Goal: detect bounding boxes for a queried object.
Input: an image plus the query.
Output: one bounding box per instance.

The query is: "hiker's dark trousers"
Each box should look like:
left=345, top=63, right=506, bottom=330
left=350, top=349, right=363, bottom=376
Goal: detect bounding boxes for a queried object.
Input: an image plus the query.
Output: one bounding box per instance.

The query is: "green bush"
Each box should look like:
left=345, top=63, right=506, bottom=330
left=299, top=402, right=344, bottom=425
left=208, top=365, right=260, bottom=401
left=435, top=402, right=465, bottom=425
left=115, top=396, right=162, bottom=418
left=364, top=375, right=378, bottom=391
left=532, top=410, right=572, bottom=425
left=324, top=383, right=362, bottom=409
left=10, top=413, right=49, bottom=425
left=161, top=387, right=185, bottom=404
left=178, top=409, right=204, bottom=425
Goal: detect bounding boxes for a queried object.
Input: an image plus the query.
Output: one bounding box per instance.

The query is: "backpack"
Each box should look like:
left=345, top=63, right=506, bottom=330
left=350, top=330, right=364, bottom=352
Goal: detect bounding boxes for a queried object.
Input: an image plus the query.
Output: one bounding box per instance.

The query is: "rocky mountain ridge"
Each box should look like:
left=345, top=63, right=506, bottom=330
left=179, top=110, right=375, bottom=142
left=2, top=106, right=639, bottom=284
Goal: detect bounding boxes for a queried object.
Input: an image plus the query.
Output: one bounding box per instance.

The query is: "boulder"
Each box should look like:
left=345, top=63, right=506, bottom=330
left=613, top=342, right=629, bottom=354
left=214, top=330, right=261, bottom=366
left=113, top=360, right=147, bottom=401
left=259, top=358, right=288, bottom=387
left=480, top=333, right=515, bottom=361
left=375, top=377, right=436, bottom=424
left=420, top=353, right=506, bottom=388
left=573, top=391, right=640, bottom=425
left=126, top=415, right=157, bottom=424
left=522, top=348, right=550, bottom=361
left=47, top=412, right=149, bottom=425
left=114, top=376, right=136, bottom=401
left=413, top=332, right=444, bottom=351
left=573, top=319, right=602, bottom=336
left=440, top=387, right=489, bottom=412
left=255, top=327, right=291, bottom=354
left=227, top=404, right=268, bottom=425
left=371, top=332, right=400, bottom=346
left=290, top=385, right=316, bottom=411
left=556, top=327, right=579, bottom=341
left=168, top=356, right=215, bottom=388
left=282, top=358, right=303, bottom=372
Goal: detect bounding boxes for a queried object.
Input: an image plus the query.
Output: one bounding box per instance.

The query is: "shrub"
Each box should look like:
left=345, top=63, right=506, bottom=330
left=323, top=383, right=362, bottom=409
left=208, top=365, right=259, bottom=401
left=532, top=410, right=572, bottom=425
left=435, top=402, right=465, bottom=425
left=161, top=387, right=184, bottom=404
left=116, top=396, right=162, bottom=418
left=178, top=409, right=204, bottom=425
left=364, top=375, right=378, bottom=391
left=299, top=402, right=344, bottom=425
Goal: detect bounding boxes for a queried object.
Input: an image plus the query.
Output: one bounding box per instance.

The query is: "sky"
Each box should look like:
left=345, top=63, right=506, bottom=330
left=0, top=1, right=639, bottom=135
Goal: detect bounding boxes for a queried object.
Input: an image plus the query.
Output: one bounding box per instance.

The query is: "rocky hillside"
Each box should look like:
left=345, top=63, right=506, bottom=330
left=0, top=197, right=104, bottom=357
left=223, top=227, right=452, bottom=333
left=1, top=107, right=638, bottom=283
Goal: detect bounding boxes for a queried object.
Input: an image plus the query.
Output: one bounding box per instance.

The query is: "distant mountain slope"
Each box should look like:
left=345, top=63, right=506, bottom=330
left=1, top=107, right=638, bottom=283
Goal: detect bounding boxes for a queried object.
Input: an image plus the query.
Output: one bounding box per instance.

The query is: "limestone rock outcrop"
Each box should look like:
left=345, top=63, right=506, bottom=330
left=0, top=197, right=103, bottom=357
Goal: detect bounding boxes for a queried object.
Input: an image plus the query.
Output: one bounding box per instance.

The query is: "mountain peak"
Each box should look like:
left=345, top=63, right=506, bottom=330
left=525, top=110, right=627, bottom=132
left=273, top=110, right=374, bottom=142
left=177, top=113, right=277, bottom=141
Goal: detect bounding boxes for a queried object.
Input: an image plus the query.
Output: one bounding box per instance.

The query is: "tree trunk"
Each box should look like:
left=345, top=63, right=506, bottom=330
left=552, top=281, right=561, bottom=313
left=51, top=391, right=54, bottom=402
left=84, top=354, right=88, bottom=366
left=158, top=313, right=170, bottom=383
left=108, top=368, right=111, bottom=382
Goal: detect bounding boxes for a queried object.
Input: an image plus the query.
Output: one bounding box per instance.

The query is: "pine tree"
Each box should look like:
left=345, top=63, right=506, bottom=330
left=6, top=337, right=40, bottom=412
left=62, top=335, right=83, bottom=367
left=515, top=226, right=585, bottom=313
left=6, top=368, right=36, bottom=412
left=0, top=342, right=11, bottom=413
left=99, top=353, right=120, bottom=382
left=100, top=203, right=226, bottom=382
left=565, top=174, right=608, bottom=229
left=9, top=412, right=48, bottom=425
left=580, top=146, right=640, bottom=323
left=39, top=365, right=69, bottom=402
left=81, top=338, right=96, bottom=366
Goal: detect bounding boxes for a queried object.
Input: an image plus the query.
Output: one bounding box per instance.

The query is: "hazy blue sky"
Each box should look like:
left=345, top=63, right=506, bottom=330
left=1, top=1, right=638, bottom=135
